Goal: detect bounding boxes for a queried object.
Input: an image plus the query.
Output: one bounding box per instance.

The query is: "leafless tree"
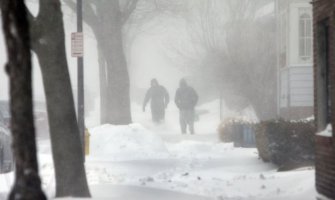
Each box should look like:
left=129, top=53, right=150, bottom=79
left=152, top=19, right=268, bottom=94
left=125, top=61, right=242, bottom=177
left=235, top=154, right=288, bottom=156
left=1, top=0, right=46, bottom=199
left=26, top=1, right=91, bottom=197
left=65, top=0, right=139, bottom=124
left=136, top=0, right=276, bottom=119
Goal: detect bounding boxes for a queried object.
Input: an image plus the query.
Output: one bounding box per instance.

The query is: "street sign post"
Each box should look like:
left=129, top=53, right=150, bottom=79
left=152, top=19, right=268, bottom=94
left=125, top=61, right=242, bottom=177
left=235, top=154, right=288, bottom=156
left=76, top=0, right=85, bottom=160
left=71, top=32, right=84, bottom=57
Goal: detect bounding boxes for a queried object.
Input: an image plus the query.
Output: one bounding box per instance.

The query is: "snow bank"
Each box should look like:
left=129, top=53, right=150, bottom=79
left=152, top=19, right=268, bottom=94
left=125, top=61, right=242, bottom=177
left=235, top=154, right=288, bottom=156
left=0, top=172, right=13, bottom=197
left=88, top=123, right=170, bottom=161
left=317, top=124, right=333, bottom=137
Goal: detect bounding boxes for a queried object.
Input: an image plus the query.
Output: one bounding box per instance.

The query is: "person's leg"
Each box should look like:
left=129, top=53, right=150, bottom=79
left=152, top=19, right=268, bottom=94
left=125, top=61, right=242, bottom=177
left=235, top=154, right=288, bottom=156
left=151, top=109, right=159, bottom=123
left=189, top=120, right=194, bottom=134
left=184, top=110, right=195, bottom=134
left=157, top=107, right=165, bottom=123
left=179, top=110, right=187, bottom=134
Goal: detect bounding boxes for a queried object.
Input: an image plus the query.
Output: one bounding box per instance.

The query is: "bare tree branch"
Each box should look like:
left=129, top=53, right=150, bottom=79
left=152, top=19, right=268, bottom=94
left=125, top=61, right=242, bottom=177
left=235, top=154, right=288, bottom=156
left=121, top=0, right=139, bottom=25
left=63, top=0, right=99, bottom=29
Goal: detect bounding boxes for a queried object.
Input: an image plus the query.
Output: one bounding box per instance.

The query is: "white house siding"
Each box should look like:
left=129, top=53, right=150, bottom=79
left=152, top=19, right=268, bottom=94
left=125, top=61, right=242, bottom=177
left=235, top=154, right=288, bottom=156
left=276, top=0, right=314, bottom=119
left=280, top=66, right=313, bottom=108
left=289, top=66, right=313, bottom=107
left=280, top=69, right=289, bottom=108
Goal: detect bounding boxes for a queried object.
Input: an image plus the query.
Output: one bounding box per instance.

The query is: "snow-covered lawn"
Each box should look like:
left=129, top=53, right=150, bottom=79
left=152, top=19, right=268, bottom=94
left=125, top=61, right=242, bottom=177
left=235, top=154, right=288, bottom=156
left=0, top=101, right=316, bottom=199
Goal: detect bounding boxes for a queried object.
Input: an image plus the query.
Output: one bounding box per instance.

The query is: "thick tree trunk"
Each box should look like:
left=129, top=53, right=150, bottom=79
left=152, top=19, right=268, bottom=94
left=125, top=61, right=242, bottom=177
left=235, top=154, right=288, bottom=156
left=29, top=1, right=90, bottom=197
left=1, top=1, right=46, bottom=199
left=105, top=39, right=132, bottom=124
left=64, top=0, right=134, bottom=125
left=98, top=45, right=108, bottom=123
left=91, top=1, right=132, bottom=125
left=104, top=0, right=132, bottom=124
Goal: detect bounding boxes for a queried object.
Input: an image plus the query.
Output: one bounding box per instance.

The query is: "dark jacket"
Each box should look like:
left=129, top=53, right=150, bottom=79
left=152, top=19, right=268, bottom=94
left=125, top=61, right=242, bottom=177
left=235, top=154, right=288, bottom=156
left=175, top=85, right=198, bottom=110
left=143, top=85, right=169, bottom=110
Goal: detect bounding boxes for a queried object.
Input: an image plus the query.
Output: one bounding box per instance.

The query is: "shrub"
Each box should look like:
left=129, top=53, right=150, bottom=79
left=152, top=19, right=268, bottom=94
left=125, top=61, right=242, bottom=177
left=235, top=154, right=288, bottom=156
left=255, top=119, right=316, bottom=168
left=254, top=123, right=271, bottom=162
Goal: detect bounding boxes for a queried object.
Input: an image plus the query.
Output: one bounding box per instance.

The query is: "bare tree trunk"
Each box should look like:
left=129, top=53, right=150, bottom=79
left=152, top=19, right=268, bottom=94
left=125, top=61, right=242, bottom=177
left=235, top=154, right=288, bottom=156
left=98, top=45, right=108, bottom=123
left=28, top=1, right=90, bottom=197
left=98, top=0, right=132, bottom=124
left=64, top=0, right=136, bottom=125
left=1, top=0, right=46, bottom=199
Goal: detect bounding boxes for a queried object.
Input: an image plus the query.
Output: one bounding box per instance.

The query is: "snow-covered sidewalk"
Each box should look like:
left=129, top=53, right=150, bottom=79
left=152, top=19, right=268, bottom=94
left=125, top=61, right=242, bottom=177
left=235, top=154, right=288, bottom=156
left=51, top=124, right=315, bottom=199
left=0, top=123, right=316, bottom=200
left=0, top=101, right=316, bottom=199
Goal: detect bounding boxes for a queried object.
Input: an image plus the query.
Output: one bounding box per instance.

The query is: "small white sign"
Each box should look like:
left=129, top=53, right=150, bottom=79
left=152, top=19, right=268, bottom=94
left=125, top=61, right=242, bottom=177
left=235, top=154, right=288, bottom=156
left=71, top=32, right=84, bottom=57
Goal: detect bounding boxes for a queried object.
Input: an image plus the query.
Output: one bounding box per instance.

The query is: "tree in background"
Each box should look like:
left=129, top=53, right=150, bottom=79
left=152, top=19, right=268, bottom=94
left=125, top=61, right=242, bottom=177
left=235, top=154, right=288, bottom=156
left=26, top=1, right=90, bottom=197
left=133, top=0, right=276, bottom=120
left=65, top=0, right=139, bottom=125
left=1, top=0, right=46, bottom=199
left=189, top=0, right=277, bottom=120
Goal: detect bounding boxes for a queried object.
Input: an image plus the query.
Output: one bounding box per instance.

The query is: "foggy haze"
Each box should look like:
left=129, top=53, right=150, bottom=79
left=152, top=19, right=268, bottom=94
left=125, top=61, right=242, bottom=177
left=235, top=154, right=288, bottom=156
left=0, top=0, right=276, bottom=120
left=0, top=0, right=321, bottom=200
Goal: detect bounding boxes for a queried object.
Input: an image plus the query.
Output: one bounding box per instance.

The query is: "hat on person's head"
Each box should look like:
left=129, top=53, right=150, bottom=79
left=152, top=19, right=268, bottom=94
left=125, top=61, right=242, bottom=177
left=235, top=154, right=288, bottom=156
left=179, top=78, right=187, bottom=87
left=151, top=78, right=158, bottom=86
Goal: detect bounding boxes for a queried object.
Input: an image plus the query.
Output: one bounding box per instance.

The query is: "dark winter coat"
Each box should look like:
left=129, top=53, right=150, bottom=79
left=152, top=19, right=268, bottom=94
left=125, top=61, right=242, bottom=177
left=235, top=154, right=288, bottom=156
left=143, top=85, right=169, bottom=111
left=175, top=85, right=198, bottom=110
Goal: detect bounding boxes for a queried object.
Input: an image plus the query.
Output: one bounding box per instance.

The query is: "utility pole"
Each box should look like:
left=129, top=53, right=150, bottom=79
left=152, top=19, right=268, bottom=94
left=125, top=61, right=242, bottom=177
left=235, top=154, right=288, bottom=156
left=77, top=0, right=85, bottom=157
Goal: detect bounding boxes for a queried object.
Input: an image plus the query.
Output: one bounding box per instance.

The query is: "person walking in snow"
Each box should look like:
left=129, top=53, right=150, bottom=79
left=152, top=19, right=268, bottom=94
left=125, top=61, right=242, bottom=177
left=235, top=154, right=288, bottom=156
left=175, top=79, right=198, bottom=134
left=143, top=79, right=170, bottom=123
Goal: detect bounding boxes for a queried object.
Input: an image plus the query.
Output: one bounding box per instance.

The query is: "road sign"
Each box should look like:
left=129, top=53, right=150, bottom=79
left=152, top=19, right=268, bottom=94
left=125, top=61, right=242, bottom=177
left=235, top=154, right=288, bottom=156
left=71, top=32, right=84, bottom=57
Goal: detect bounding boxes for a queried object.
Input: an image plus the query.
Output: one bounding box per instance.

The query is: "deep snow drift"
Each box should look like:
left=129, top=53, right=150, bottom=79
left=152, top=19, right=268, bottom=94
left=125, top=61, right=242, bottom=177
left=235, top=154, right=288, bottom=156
left=0, top=100, right=316, bottom=200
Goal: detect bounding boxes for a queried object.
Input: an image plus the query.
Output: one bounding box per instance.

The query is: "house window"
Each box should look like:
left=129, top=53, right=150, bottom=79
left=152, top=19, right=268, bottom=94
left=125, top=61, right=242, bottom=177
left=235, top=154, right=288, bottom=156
left=316, top=20, right=331, bottom=132
left=299, top=8, right=312, bottom=61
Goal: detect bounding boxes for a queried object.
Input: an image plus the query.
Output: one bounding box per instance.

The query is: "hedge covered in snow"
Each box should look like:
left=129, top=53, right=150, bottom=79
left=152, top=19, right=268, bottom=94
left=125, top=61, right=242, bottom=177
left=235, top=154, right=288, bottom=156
left=255, top=119, right=316, bottom=170
left=218, top=118, right=316, bottom=170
